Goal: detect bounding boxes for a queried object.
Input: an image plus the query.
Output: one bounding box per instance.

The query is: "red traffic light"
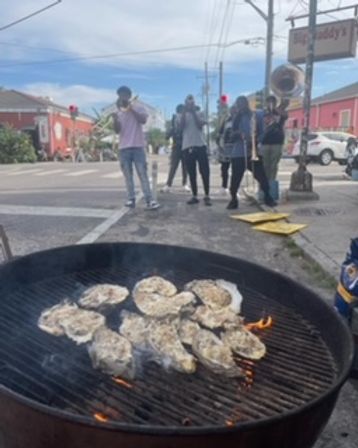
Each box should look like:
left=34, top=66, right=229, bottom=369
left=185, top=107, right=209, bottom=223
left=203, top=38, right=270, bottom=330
left=220, top=94, right=229, bottom=104
left=69, top=104, right=78, bottom=113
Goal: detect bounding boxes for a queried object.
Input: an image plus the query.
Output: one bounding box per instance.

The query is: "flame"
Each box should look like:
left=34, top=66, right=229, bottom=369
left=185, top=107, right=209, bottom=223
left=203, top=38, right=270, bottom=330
left=112, top=377, right=133, bottom=389
left=94, top=413, right=109, bottom=423
left=226, top=419, right=234, bottom=427
left=245, top=316, right=273, bottom=331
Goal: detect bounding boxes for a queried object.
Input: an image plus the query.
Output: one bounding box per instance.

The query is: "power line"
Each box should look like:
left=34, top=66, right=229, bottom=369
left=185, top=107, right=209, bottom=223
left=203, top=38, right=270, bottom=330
left=0, top=1, right=62, bottom=32
left=214, top=0, right=232, bottom=68
left=205, top=0, right=221, bottom=63
left=0, top=40, right=258, bottom=69
left=219, top=0, right=237, bottom=63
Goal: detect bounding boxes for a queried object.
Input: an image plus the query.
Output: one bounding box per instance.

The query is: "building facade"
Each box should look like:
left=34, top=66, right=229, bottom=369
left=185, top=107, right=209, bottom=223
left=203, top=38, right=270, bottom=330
left=286, top=82, right=358, bottom=136
left=0, top=90, right=94, bottom=158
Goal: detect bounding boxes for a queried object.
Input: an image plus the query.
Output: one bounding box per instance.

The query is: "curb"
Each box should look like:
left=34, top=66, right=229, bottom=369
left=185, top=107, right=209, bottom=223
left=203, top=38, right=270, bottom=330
left=242, top=188, right=340, bottom=281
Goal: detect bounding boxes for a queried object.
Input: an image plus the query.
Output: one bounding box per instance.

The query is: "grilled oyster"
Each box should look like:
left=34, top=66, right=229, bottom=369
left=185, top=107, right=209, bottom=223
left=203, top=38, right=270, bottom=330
left=38, top=300, right=79, bottom=336
left=133, top=277, right=195, bottom=317
left=148, top=319, right=197, bottom=374
left=119, top=310, right=150, bottom=350
left=192, top=305, right=243, bottom=329
left=192, top=329, right=244, bottom=377
left=178, top=319, right=201, bottom=346
left=79, top=284, right=129, bottom=309
left=60, top=309, right=106, bottom=344
left=222, top=328, right=266, bottom=360
left=185, top=279, right=231, bottom=309
left=134, top=276, right=177, bottom=296
left=88, top=327, right=135, bottom=378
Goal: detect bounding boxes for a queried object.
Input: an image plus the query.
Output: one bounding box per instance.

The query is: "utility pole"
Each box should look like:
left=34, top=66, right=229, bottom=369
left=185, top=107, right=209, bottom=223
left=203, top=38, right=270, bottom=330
left=289, top=0, right=319, bottom=198
left=219, top=61, right=223, bottom=99
left=245, top=0, right=274, bottom=97
left=204, top=61, right=211, bottom=150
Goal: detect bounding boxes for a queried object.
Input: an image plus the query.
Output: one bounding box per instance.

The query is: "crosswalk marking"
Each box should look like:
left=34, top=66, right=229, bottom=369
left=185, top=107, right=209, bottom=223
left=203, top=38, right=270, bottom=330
left=102, top=171, right=121, bottom=179
left=64, top=170, right=98, bottom=177
left=34, top=169, right=68, bottom=176
left=6, top=169, right=44, bottom=176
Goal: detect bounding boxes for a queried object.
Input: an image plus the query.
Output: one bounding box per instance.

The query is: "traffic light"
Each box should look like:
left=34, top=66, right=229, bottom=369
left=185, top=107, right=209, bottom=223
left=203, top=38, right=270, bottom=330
left=220, top=94, right=229, bottom=105
left=218, top=94, right=229, bottom=117
left=69, top=104, right=79, bottom=120
left=255, top=90, right=264, bottom=109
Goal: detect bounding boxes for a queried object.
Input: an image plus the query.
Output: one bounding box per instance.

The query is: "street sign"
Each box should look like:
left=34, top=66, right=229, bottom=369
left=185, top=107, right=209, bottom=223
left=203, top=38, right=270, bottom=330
left=288, top=19, right=357, bottom=64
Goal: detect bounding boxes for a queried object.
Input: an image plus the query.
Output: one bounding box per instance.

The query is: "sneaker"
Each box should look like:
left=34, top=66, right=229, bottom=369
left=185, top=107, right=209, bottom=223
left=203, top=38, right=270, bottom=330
left=125, top=200, right=135, bottom=208
left=264, top=195, right=277, bottom=207
left=187, top=196, right=199, bottom=205
left=226, top=198, right=238, bottom=210
left=183, top=184, right=191, bottom=192
left=204, top=196, right=212, bottom=206
left=160, top=185, right=171, bottom=193
left=219, top=187, right=229, bottom=195
left=146, top=201, right=160, bottom=210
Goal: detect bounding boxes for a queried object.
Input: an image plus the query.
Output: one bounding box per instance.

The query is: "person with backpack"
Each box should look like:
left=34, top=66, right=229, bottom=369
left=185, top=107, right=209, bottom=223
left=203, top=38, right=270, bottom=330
left=161, top=104, right=190, bottom=193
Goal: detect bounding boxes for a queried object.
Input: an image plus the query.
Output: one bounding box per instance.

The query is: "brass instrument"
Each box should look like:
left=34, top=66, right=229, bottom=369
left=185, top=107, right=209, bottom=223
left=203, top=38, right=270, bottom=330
left=270, top=64, right=305, bottom=99
left=251, top=100, right=259, bottom=161
left=119, top=95, right=139, bottom=112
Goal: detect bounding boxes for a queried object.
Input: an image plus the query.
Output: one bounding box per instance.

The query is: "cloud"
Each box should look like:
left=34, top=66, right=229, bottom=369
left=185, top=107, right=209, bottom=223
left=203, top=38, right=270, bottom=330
left=22, top=83, right=115, bottom=113
left=2, top=0, right=354, bottom=72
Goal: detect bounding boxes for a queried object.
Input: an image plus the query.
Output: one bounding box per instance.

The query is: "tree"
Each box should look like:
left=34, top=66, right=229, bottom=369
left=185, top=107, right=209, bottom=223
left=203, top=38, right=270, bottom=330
left=147, top=128, right=166, bottom=154
left=0, top=125, right=37, bottom=164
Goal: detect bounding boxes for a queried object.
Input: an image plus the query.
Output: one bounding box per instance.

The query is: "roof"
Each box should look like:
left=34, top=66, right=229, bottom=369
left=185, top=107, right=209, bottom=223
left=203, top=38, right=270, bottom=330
left=0, top=89, right=94, bottom=121
left=312, top=82, right=358, bottom=105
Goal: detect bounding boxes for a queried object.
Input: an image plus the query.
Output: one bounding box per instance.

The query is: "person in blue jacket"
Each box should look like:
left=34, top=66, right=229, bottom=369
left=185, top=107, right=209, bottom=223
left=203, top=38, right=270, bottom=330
left=226, top=95, right=277, bottom=210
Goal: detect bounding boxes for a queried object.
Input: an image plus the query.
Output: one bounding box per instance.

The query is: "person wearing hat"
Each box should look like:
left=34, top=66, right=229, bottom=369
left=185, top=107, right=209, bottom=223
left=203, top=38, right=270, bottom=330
left=113, top=86, right=160, bottom=210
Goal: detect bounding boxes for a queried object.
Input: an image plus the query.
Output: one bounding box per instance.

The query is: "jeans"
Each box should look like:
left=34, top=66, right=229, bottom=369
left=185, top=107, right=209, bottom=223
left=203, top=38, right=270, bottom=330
left=183, top=146, right=210, bottom=196
left=261, top=144, right=282, bottom=181
left=119, top=147, right=153, bottom=203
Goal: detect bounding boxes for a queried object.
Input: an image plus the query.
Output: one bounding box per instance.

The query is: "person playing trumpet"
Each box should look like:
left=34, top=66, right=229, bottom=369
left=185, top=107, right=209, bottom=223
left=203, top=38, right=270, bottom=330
left=113, top=85, right=160, bottom=210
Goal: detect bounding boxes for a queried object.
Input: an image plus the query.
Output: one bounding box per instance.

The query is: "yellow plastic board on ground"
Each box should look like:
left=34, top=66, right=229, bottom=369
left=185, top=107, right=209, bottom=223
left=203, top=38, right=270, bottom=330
left=253, top=221, right=307, bottom=236
left=230, top=212, right=290, bottom=224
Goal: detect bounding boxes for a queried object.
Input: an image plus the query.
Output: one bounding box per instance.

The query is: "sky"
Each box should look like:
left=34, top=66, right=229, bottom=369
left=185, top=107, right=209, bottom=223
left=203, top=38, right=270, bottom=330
left=0, top=0, right=357, bottom=117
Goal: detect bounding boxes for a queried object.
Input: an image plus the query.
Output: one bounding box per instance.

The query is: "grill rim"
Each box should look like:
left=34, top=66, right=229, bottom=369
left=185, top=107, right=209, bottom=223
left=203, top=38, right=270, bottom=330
left=0, top=242, right=354, bottom=436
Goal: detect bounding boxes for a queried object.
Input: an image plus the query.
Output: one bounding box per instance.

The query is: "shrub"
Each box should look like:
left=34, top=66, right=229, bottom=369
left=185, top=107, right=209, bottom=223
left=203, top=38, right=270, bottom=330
left=0, top=125, right=37, bottom=164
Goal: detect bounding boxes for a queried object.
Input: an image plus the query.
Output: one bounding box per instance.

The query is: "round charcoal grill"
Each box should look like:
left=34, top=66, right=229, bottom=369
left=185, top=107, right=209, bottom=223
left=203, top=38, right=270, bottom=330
left=0, top=243, right=353, bottom=448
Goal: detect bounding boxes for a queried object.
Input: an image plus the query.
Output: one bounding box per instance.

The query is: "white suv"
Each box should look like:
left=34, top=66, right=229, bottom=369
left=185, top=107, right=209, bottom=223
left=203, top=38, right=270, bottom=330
left=291, top=132, right=357, bottom=166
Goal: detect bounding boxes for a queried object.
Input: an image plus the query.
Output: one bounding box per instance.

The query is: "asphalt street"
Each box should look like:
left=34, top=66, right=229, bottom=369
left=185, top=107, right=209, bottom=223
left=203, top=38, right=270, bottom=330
left=0, top=157, right=352, bottom=258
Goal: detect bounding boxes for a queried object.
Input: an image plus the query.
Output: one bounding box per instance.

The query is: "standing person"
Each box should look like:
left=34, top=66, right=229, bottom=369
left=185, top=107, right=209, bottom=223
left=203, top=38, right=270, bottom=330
left=113, top=86, right=160, bottom=210
left=180, top=94, right=212, bottom=206
left=227, top=96, right=276, bottom=210
left=261, top=95, right=289, bottom=181
left=161, top=104, right=190, bottom=193
left=216, top=105, right=237, bottom=194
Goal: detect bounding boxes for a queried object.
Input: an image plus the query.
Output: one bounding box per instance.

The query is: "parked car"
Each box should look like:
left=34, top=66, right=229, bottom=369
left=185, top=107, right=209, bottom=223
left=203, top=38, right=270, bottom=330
left=291, top=132, right=358, bottom=166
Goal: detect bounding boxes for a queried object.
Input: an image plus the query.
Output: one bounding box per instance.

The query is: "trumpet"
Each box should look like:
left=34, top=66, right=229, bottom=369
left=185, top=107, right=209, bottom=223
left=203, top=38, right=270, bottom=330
left=118, top=95, right=139, bottom=112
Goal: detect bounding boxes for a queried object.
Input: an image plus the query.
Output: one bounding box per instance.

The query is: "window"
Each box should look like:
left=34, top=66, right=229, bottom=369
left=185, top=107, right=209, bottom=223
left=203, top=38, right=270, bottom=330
left=339, top=110, right=351, bottom=128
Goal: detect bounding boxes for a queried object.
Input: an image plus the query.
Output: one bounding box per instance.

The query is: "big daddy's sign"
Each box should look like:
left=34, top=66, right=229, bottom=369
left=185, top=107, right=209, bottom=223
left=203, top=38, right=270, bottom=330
left=288, top=19, right=357, bottom=64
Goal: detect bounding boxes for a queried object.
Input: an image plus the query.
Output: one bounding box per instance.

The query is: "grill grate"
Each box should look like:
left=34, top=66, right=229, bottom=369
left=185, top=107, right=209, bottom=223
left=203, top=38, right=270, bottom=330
left=0, top=263, right=338, bottom=427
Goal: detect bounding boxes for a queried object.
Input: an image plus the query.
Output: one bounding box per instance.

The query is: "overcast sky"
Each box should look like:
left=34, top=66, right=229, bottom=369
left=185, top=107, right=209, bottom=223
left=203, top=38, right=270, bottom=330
left=1, top=0, right=357, bottom=116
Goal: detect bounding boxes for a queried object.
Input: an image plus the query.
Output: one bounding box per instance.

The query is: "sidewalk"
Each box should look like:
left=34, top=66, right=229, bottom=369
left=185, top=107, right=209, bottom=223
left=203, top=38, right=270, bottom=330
left=253, top=173, right=358, bottom=280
